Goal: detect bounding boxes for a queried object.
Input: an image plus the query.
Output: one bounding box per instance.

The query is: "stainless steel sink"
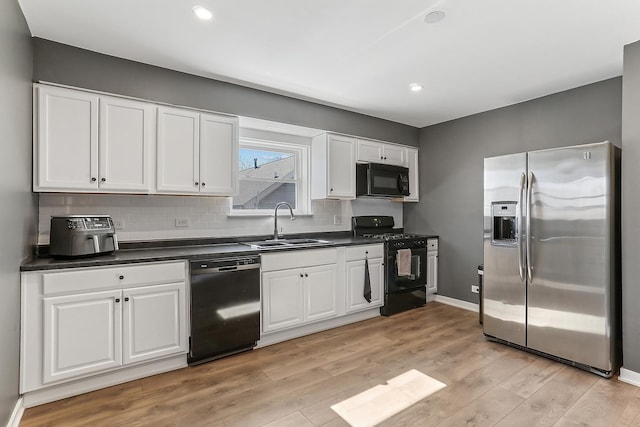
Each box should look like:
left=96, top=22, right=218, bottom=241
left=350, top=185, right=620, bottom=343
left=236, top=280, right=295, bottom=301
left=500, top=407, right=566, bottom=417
left=242, top=238, right=330, bottom=249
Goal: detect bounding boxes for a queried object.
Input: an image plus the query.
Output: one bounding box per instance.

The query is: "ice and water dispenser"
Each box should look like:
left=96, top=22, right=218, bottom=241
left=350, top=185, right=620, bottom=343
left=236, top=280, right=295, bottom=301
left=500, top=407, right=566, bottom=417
left=491, top=202, right=517, bottom=246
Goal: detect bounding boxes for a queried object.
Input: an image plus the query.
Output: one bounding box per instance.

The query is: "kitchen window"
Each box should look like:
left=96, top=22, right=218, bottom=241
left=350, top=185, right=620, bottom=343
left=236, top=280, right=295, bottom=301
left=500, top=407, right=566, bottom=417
left=231, top=138, right=310, bottom=214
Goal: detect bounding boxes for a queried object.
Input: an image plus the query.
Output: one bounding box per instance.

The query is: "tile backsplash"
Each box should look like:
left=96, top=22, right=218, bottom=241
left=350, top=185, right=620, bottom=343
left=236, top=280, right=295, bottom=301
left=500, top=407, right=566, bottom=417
left=38, top=193, right=402, bottom=244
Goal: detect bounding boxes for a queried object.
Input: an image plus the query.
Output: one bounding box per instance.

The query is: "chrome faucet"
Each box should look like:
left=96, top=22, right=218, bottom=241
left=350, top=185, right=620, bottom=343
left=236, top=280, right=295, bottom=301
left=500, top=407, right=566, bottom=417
left=273, top=202, right=295, bottom=240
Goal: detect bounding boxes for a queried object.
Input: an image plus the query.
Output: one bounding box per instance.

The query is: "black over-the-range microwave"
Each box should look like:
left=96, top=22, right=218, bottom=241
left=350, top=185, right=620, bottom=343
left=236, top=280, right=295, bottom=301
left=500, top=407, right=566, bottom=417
left=356, top=162, right=410, bottom=198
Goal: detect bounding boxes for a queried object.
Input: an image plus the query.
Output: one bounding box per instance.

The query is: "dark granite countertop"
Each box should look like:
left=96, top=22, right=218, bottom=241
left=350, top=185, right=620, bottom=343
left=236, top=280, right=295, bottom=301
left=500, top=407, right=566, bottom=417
left=21, top=232, right=439, bottom=272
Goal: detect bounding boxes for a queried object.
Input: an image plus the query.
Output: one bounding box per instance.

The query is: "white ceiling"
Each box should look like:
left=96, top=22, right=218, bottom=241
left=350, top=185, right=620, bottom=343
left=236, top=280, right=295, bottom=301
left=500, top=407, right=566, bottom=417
left=17, top=0, right=640, bottom=128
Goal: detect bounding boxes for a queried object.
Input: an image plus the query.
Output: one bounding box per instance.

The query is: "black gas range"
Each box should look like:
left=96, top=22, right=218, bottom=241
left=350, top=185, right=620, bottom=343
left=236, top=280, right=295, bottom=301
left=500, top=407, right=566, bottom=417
left=352, top=216, right=428, bottom=316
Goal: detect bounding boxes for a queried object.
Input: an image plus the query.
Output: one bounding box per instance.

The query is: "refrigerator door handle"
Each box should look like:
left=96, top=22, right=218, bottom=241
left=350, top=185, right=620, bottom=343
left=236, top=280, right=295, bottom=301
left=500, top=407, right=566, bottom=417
left=526, top=171, right=534, bottom=283
left=518, top=172, right=526, bottom=282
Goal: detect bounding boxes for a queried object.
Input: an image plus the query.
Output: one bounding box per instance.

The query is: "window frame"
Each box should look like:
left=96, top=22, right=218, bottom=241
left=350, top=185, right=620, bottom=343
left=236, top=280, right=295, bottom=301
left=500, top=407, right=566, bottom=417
left=230, top=137, right=311, bottom=216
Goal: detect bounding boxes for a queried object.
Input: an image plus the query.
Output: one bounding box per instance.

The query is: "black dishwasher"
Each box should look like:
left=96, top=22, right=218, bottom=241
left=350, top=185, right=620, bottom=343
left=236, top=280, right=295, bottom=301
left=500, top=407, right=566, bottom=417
left=189, top=256, right=260, bottom=365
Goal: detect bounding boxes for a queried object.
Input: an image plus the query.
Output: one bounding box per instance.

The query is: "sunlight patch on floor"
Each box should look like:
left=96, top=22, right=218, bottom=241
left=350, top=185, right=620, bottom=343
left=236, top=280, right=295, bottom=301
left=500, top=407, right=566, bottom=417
left=330, top=369, right=446, bottom=427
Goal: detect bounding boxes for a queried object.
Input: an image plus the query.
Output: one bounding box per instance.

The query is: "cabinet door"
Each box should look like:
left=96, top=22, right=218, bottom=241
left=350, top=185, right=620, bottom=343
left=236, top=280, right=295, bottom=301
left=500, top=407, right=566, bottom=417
left=199, top=113, right=238, bottom=195
left=35, top=85, right=99, bottom=191
left=156, top=107, right=200, bottom=194
left=262, top=269, right=304, bottom=333
left=345, top=257, right=384, bottom=313
left=99, top=96, right=153, bottom=192
left=404, top=147, right=419, bottom=202
left=356, top=139, right=383, bottom=163
left=327, top=134, right=356, bottom=199
left=122, top=282, right=187, bottom=364
left=43, top=290, right=122, bottom=384
left=304, top=264, right=339, bottom=322
left=383, top=144, right=408, bottom=167
left=427, top=252, right=438, bottom=294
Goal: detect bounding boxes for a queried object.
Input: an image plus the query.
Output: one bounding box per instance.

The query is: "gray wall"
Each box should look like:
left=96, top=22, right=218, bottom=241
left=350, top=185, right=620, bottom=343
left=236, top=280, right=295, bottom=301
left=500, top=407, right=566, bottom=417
left=32, top=38, right=419, bottom=147
left=405, top=77, right=622, bottom=303
left=622, top=41, right=640, bottom=372
left=0, top=1, right=37, bottom=424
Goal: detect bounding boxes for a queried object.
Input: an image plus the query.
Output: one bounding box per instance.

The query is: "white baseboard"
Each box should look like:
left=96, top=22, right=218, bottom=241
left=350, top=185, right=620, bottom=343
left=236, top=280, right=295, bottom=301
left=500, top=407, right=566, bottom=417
left=434, top=295, right=479, bottom=312
left=6, top=397, right=24, bottom=427
left=619, top=367, right=640, bottom=388
left=257, top=308, right=381, bottom=348
left=22, top=355, right=187, bottom=408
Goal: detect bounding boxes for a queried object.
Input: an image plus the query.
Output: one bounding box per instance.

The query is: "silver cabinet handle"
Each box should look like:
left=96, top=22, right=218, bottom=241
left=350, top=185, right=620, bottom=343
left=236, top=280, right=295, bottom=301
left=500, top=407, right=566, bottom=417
left=518, top=173, right=525, bottom=282
left=526, top=171, right=534, bottom=284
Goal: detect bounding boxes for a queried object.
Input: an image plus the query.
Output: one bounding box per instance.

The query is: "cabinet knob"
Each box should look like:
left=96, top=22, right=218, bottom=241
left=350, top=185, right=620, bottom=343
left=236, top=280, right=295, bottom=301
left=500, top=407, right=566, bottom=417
left=201, top=182, right=206, bottom=187
left=384, top=156, right=387, bottom=160
left=115, top=298, right=120, bottom=303
left=300, top=273, right=304, bottom=278
left=101, top=177, right=106, bottom=182
left=119, top=275, right=124, bottom=280
left=91, top=177, right=97, bottom=182
left=195, top=181, right=199, bottom=186
left=330, top=188, right=334, bottom=192
left=365, top=251, right=368, bottom=254
left=305, top=273, right=308, bottom=277
left=124, top=297, right=130, bottom=302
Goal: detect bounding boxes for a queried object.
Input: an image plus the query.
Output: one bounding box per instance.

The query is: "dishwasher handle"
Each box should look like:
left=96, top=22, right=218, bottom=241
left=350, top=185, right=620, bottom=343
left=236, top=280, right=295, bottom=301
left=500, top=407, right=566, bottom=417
left=191, top=263, right=260, bottom=275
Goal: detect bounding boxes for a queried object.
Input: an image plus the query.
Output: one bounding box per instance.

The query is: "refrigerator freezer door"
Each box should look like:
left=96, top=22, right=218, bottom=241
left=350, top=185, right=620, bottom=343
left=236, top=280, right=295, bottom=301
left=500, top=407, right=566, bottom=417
left=483, top=152, right=527, bottom=346
left=526, top=142, right=615, bottom=372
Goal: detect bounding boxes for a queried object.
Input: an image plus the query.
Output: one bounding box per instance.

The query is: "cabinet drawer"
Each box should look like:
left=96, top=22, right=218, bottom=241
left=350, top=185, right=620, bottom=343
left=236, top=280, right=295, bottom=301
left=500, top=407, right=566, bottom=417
left=43, top=261, right=186, bottom=295
left=345, top=244, right=384, bottom=261
left=427, top=239, right=438, bottom=251
left=261, top=248, right=337, bottom=272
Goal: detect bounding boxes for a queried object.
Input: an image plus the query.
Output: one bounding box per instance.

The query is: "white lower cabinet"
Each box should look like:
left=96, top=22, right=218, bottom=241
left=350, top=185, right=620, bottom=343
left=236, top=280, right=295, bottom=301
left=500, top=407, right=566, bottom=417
left=21, top=261, right=188, bottom=398
left=345, top=244, right=384, bottom=313
left=427, top=239, right=439, bottom=294
left=262, top=263, right=338, bottom=333
left=122, top=283, right=186, bottom=364
left=43, top=289, right=122, bottom=384
left=262, top=269, right=305, bottom=332
left=261, top=248, right=339, bottom=334
left=304, top=264, right=339, bottom=322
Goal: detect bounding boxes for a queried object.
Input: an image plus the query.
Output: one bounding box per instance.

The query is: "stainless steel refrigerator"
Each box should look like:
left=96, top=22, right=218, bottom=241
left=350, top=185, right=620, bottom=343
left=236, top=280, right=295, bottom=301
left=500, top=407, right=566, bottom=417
left=483, top=141, right=620, bottom=377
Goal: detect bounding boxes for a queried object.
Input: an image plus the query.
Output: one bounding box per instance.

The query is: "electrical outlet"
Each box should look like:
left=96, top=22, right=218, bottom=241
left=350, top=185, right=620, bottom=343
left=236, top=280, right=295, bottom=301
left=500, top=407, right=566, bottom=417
left=112, top=218, right=125, bottom=230
left=334, top=215, right=343, bottom=225
left=175, top=218, right=190, bottom=227
left=471, top=285, right=479, bottom=294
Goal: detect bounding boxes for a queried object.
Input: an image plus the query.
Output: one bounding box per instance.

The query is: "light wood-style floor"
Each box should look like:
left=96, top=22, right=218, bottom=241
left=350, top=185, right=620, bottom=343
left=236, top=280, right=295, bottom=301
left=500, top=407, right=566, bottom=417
left=20, top=302, right=640, bottom=427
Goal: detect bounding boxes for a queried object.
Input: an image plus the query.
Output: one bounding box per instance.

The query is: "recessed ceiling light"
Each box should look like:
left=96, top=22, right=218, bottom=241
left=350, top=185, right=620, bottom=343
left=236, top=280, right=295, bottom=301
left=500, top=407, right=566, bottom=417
left=424, top=10, right=446, bottom=24
left=409, top=83, right=423, bottom=92
left=192, top=5, right=213, bottom=21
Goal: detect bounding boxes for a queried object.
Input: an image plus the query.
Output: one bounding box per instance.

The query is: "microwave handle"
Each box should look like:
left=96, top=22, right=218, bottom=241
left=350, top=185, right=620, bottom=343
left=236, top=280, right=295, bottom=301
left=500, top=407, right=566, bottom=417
left=397, top=173, right=409, bottom=195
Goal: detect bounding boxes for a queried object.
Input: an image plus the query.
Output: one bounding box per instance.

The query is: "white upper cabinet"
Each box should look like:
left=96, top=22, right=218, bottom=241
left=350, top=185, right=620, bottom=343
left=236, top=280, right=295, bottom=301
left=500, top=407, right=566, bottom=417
left=35, top=85, right=99, bottom=191
left=311, top=133, right=356, bottom=199
left=157, top=106, right=238, bottom=196
left=199, top=113, right=238, bottom=195
left=404, top=147, right=420, bottom=202
left=356, top=138, right=408, bottom=167
left=156, top=107, right=200, bottom=194
left=34, top=84, right=238, bottom=196
left=34, top=85, right=153, bottom=193
left=99, top=96, right=153, bottom=192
